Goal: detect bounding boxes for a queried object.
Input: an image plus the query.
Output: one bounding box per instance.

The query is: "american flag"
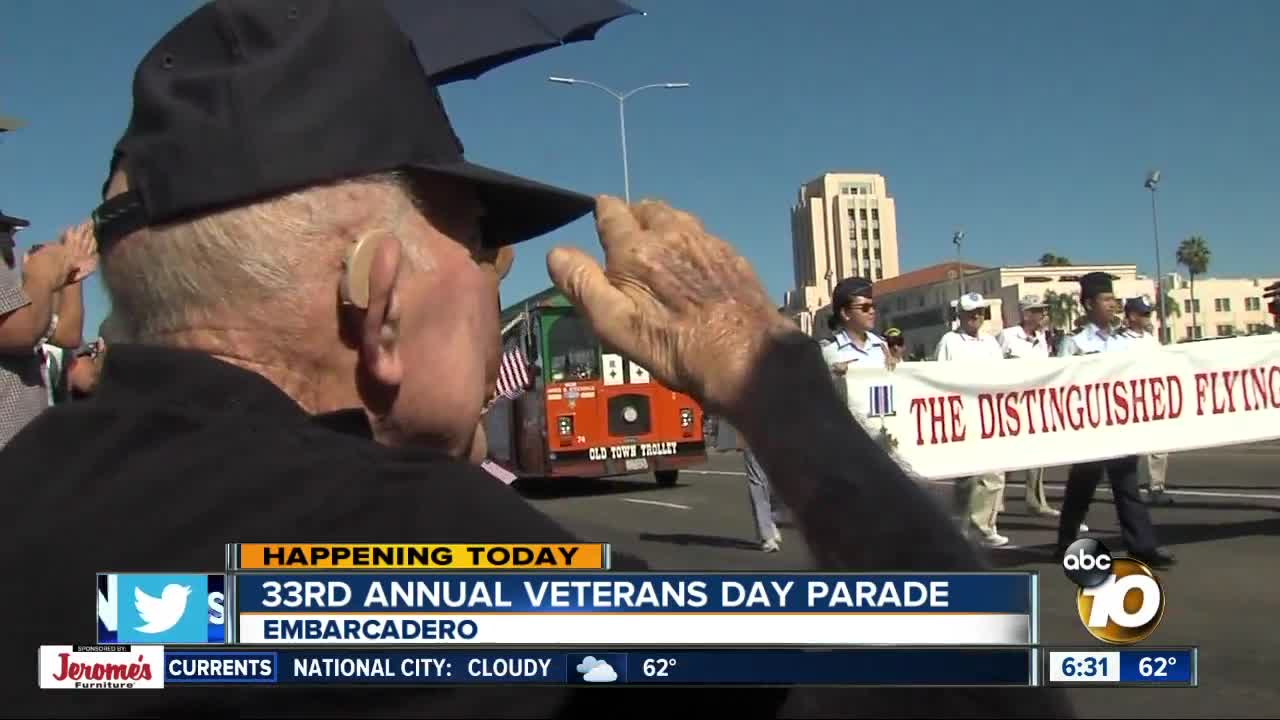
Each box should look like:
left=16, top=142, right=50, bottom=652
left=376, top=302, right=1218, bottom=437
left=494, top=340, right=532, bottom=400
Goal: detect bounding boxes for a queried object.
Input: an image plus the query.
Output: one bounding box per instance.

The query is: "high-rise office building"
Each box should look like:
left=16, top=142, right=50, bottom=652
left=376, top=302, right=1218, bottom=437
left=783, top=172, right=901, bottom=334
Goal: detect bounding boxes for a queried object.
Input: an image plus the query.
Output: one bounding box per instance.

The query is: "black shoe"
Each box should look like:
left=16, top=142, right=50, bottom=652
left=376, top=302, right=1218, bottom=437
left=1130, top=548, right=1177, bottom=569
left=1147, top=490, right=1175, bottom=506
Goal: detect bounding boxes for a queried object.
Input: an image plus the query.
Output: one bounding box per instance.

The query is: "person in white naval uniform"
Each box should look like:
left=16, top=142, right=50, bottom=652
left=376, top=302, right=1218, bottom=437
left=997, top=295, right=1086, bottom=530
left=1055, top=273, right=1175, bottom=568
left=935, top=292, right=1009, bottom=547
left=1119, top=296, right=1172, bottom=506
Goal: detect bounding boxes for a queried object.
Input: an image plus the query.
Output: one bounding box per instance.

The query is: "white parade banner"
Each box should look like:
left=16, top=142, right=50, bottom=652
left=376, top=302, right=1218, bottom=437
left=843, top=335, right=1280, bottom=480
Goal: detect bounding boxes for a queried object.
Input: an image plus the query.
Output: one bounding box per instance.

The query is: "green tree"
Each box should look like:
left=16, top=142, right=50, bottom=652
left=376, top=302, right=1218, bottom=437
left=1039, top=253, right=1072, bottom=266
left=1043, top=290, right=1078, bottom=331
left=1176, top=236, right=1211, bottom=338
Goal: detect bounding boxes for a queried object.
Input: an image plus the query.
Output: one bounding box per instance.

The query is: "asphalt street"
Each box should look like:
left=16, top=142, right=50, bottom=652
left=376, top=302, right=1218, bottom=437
left=518, top=441, right=1280, bottom=719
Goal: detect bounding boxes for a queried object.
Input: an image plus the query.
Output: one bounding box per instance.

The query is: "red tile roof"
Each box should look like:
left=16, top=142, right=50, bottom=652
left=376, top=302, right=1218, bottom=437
left=873, top=262, right=987, bottom=296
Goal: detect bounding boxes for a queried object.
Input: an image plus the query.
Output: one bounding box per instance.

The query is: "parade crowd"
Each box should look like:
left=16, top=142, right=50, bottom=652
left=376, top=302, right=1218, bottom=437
left=743, top=271, right=1185, bottom=567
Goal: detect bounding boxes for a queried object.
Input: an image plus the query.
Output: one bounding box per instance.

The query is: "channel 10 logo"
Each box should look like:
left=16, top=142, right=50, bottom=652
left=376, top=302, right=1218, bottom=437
left=1061, top=538, right=1165, bottom=644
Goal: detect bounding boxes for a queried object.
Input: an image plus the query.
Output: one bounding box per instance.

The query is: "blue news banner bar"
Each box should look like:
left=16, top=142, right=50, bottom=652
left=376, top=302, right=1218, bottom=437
left=163, top=648, right=1033, bottom=686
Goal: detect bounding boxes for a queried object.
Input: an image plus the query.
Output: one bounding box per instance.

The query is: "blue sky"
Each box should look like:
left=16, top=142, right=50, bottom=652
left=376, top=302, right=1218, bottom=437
left=2, top=0, right=1277, bottom=337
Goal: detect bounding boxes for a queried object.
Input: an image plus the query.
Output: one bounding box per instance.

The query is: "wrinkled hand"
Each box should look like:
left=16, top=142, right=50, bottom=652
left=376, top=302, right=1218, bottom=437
left=60, top=221, right=98, bottom=284
left=546, top=197, right=793, bottom=417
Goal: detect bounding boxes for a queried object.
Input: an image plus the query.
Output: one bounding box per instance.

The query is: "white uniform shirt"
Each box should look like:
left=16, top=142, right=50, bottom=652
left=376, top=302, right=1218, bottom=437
left=1119, top=326, right=1161, bottom=350
left=998, top=325, right=1050, bottom=359
left=821, top=329, right=888, bottom=369
left=1058, top=322, right=1132, bottom=357
left=935, top=331, right=1003, bottom=362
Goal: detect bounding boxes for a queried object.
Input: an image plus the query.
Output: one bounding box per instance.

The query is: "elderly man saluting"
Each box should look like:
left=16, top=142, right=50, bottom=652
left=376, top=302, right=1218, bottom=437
left=935, top=292, right=1009, bottom=547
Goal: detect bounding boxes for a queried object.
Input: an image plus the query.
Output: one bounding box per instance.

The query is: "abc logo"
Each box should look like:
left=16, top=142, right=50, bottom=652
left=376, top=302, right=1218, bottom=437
left=1061, top=538, right=1165, bottom=645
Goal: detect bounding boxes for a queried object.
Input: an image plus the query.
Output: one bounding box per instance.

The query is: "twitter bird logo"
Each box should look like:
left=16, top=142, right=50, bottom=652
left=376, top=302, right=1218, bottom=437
left=117, top=575, right=210, bottom=643
left=134, top=584, right=191, bottom=634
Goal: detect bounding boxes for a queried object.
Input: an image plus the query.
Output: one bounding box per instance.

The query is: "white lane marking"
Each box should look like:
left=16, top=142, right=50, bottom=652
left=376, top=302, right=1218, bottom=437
left=684, top=469, right=1280, bottom=502
left=621, top=498, right=692, bottom=510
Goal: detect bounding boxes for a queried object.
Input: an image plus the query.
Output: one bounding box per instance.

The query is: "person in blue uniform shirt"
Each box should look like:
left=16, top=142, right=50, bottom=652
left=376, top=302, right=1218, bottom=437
left=1055, top=273, right=1175, bottom=568
left=821, top=276, right=889, bottom=373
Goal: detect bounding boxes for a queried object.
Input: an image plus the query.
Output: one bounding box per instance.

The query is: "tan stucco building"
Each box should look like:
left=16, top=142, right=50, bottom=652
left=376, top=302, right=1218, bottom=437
left=783, top=173, right=901, bottom=334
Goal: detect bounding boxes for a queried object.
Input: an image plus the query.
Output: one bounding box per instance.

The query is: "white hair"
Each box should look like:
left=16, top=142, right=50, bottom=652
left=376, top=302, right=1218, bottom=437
left=102, top=172, right=431, bottom=344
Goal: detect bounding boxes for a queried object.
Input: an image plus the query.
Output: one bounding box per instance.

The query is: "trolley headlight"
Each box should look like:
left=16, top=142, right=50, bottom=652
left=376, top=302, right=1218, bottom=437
left=622, top=405, right=639, bottom=423
left=680, top=408, right=694, bottom=429
left=557, top=415, right=573, bottom=437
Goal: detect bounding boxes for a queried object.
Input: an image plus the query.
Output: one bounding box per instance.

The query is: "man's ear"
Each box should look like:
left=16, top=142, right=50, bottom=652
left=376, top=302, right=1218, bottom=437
left=343, top=231, right=404, bottom=387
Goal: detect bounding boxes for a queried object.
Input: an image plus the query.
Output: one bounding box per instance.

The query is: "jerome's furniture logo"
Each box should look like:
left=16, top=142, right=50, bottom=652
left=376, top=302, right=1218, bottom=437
left=39, top=645, right=165, bottom=689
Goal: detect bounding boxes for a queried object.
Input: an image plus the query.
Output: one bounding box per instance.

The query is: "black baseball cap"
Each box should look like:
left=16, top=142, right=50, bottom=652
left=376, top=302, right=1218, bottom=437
left=92, top=0, right=594, bottom=252
left=1124, top=297, right=1153, bottom=315
left=0, top=209, right=29, bottom=230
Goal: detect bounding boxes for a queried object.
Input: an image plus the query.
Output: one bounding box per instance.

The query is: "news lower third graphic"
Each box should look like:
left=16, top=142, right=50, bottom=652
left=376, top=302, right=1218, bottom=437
left=1061, top=539, right=1166, bottom=645
left=97, top=573, right=225, bottom=644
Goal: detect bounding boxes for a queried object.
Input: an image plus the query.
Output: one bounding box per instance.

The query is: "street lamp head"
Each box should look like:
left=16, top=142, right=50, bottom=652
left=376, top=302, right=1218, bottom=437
left=547, top=76, right=576, bottom=84
left=1145, top=170, right=1161, bottom=189
left=952, top=231, right=965, bottom=245
left=663, top=83, right=691, bottom=89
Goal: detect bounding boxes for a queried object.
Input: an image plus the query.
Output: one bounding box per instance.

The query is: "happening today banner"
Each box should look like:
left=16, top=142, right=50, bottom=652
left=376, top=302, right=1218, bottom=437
left=843, top=334, right=1280, bottom=479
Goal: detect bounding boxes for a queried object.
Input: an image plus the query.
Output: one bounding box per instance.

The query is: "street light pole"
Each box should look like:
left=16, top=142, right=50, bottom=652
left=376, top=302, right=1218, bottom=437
left=1145, top=170, right=1169, bottom=344
left=548, top=77, right=690, bottom=203
left=952, top=230, right=965, bottom=330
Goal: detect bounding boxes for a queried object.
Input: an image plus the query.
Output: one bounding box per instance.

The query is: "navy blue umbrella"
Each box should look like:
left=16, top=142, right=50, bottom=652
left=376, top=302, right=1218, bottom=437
left=383, top=0, right=641, bottom=85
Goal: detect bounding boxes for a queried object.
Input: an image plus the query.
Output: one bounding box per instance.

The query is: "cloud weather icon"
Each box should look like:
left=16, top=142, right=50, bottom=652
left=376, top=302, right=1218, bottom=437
left=133, top=584, right=192, bottom=634
left=575, top=656, right=619, bottom=683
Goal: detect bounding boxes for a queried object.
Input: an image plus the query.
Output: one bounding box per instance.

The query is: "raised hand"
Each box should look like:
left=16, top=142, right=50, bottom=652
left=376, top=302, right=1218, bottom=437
left=546, top=197, right=797, bottom=417
left=60, top=220, right=98, bottom=284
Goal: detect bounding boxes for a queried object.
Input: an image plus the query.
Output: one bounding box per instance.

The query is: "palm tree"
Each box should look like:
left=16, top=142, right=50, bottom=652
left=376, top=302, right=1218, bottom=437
left=1039, top=253, right=1072, bottom=266
left=1043, top=290, right=1078, bottom=332
left=1176, top=236, right=1211, bottom=339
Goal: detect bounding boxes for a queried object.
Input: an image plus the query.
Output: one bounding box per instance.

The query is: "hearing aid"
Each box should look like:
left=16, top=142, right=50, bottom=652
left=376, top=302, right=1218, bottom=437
left=339, top=231, right=382, bottom=310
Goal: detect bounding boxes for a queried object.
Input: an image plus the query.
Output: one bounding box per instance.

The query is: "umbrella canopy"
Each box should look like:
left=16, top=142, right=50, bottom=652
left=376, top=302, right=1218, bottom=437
left=382, top=0, right=641, bottom=85
left=0, top=114, right=25, bottom=132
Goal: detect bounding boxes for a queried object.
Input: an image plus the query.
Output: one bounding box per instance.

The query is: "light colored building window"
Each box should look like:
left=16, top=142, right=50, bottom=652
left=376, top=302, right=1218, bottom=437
left=873, top=228, right=880, bottom=240
left=1185, top=325, right=1203, bottom=340
left=1216, top=324, right=1234, bottom=337
left=859, top=209, right=868, bottom=221
left=1246, top=297, right=1261, bottom=311
left=871, top=208, right=879, bottom=220
left=1215, top=298, right=1231, bottom=312
left=1184, top=299, right=1200, bottom=313
left=862, top=228, right=869, bottom=240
